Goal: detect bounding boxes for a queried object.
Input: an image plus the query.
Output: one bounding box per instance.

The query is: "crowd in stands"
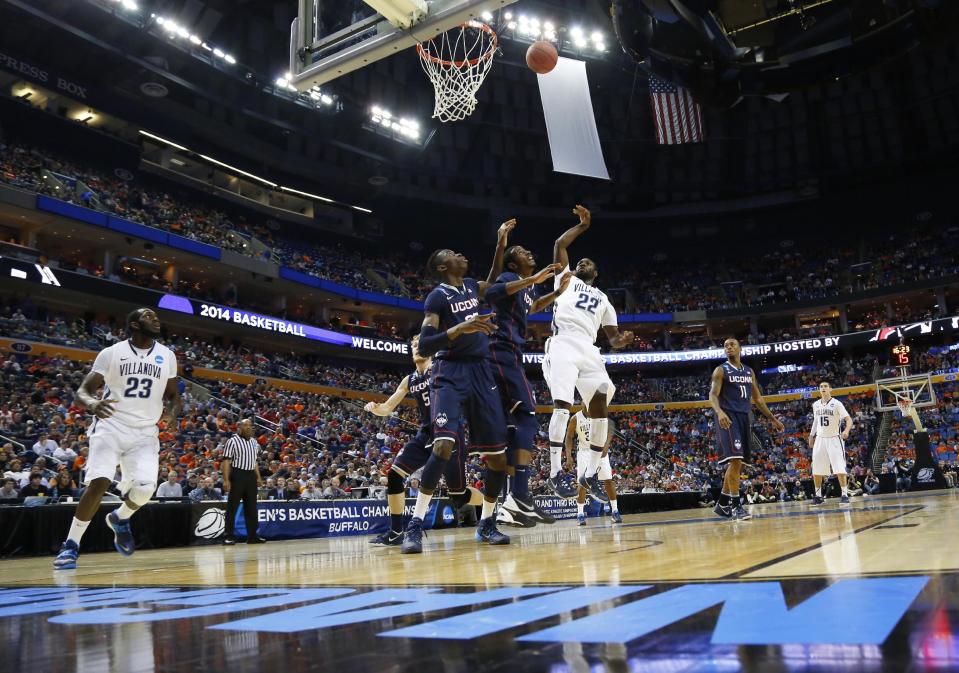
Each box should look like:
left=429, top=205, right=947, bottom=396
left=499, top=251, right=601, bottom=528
left=3, top=336, right=959, bottom=507
left=3, top=138, right=959, bottom=310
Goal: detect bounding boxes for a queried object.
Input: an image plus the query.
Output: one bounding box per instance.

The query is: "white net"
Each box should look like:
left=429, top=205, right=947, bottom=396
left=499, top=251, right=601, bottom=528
left=417, top=21, right=497, bottom=123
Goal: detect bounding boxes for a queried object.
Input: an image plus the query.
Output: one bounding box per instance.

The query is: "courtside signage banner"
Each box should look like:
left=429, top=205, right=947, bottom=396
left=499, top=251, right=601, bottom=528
left=523, top=316, right=959, bottom=366
left=191, top=499, right=453, bottom=543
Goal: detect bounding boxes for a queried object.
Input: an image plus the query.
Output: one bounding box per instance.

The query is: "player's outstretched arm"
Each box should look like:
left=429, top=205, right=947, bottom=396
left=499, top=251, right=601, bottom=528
left=531, top=271, right=573, bottom=312
left=417, top=312, right=497, bottom=357
left=553, top=205, right=591, bottom=268
left=77, top=371, right=118, bottom=419
left=841, top=410, right=854, bottom=440
left=601, top=325, right=634, bottom=350
left=751, top=378, right=785, bottom=432
left=480, top=218, right=516, bottom=296
left=160, top=378, right=181, bottom=427
left=364, top=376, right=410, bottom=416
left=708, top=367, right=731, bottom=429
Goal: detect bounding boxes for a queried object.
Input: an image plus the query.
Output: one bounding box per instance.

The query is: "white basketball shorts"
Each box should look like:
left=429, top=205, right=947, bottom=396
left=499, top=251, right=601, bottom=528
left=576, top=448, right=612, bottom=481
left=542, top=335, right=616, bottom=406
left=812, top=436, right=847, bottom=475
left=84, top=417, right=160, bottom=489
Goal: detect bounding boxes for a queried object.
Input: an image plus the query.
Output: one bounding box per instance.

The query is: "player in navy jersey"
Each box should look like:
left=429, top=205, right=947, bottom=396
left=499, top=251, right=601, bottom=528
left=403, top=221, right=557, bottom=553
left=708, top=337, right=784, bottom=520
left=364, top=335, right=481, bottom=545
left=485, top=223, right=571, bottom=527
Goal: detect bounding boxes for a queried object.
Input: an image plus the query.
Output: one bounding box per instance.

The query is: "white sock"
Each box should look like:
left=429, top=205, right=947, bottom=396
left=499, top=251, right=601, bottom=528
left=586, top=449, right=603, bottom=477
left=576, top=502, right=585, bottom=515
left=481, top=499, right=496, bottom=520
left=815, top=486, right=822, bottom=497
left=412, top=491, right=433, bottom=520
left=610, top=498, right=618, bottom=513
left=67, top=517, right=91, bottom=545
left=115, top=503, right=137, bottom=521
left=841, top=484, right=848, bottom=496
left=549, top=445, right=563, bottom=478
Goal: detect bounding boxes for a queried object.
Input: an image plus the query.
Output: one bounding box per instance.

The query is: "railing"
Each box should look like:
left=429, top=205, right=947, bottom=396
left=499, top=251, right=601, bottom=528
left=0, top=433, right=25, bottom=452
left=186, top=376, right=327, bottom=450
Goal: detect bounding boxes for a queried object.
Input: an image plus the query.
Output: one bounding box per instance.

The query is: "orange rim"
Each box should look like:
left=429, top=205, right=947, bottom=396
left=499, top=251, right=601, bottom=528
left=417, top=21, right=497, bottom=68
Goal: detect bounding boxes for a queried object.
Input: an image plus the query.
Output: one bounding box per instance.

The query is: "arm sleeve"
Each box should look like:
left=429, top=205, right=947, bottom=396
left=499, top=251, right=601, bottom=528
left=418, top=324, right=451, bottom=357
left=484, top=282, right=508, bottom=306
left=91, top=348, right=111, bottom=377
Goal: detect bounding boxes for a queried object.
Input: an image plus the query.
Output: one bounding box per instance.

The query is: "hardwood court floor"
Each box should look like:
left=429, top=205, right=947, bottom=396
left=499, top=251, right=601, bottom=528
left=3, top=491, right=959, bottom=673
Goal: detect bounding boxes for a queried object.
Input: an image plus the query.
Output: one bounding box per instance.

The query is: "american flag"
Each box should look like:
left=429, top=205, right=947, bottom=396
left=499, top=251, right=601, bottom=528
left=648, top=74, right=705, bottom=145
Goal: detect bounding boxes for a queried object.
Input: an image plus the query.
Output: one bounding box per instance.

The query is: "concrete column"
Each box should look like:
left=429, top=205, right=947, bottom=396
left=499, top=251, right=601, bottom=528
left=839, top=306, right=849, bottom=333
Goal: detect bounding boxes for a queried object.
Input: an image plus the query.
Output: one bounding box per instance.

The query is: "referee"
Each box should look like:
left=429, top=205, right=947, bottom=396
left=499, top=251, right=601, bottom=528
left=222, top=419, right=265, bottom=545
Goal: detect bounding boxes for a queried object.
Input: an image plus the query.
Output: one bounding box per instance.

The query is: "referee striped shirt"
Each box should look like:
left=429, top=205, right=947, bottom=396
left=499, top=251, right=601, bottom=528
left=223, top=435, right=260, bottom=471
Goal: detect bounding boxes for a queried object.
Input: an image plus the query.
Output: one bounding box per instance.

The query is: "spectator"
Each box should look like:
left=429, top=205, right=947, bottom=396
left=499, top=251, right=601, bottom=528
left=156, top=472, right=183, bottom=498
left=301, top=479, right=323, bottom=500
left=863, top=470, right=880, bottom=495
left=31, top=432, right=58, bottom=459
left=0, top=477, right=19, bottom=502
left=19, top=473, right=50, bottom=498
left=188, top=477, right=222, bottom=502
left=49, top=470, right=77, bottom=499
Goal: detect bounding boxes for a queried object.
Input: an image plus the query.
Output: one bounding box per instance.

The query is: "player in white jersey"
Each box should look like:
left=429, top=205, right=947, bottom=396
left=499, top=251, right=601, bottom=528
left=808, top=381, right=854, bottom=506
left=564, top=408, right=621, bottom=525
left=543, top=205, right=634, bottom=503
left=54, top=308, right=180, bottom=569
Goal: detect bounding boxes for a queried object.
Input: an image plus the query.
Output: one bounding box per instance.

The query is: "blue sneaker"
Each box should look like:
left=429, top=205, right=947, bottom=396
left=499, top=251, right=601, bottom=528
left=812, top=496, right=824, bottom=506
left=840, top=495, right=850, bottom=505
left=401, top=517, right=424, bottom=554
left=577, top=512, right=586, bottom=526
left=53, top=540, right=79, bottom=569
left=106, top=511, right=135, bottom=556
left=579, top=475, right=609, bottom=503
left=731, top=506, right=752, bottom=521
left=371, top=530, right=404, bottom=546
left=611, top=510, right=623, bottom=524
left=476, top=517, right=510, bottom=545
left=714, top=502, right=732, bottom=519
left=547, top=474, right=578, bottom=499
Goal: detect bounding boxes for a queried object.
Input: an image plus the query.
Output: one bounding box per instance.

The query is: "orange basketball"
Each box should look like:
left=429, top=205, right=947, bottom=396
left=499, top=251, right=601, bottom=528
left=526, top=41, right=558, bottom=74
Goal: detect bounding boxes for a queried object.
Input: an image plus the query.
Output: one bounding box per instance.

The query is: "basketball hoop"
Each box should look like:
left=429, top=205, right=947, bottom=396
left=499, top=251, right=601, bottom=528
left=897, top=398, right=913, bottom=415
left=417, top=21, right=497, bottom=123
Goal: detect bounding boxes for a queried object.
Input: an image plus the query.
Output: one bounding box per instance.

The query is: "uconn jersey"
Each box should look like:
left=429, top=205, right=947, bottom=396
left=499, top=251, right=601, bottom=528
left=486, top=271, right=535, bottom=347
left=812, top=398, right=850, bottom=438
left=550, top=265, right=617, bottom=343
left=408, top=367, right=432, bottom=429
left=91, top=340, right=177, bottom=428
left=718, top=362, right=754, bottom=414
left=422, top=278, right=488, bottom=359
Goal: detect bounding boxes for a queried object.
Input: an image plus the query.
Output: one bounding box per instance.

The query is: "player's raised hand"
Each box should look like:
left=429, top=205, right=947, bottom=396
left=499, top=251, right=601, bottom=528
left=92, top=398, right=118, bottom=419
left=497, top=219, right=516, bottom=246
left=452, top=313, right=497, bottom=338
left=531, top=262, right=563, bottom=284
left=572, top=205, right=591, bottom=228
left=364, top=401, right=380, bottom=415
left=717, top=410, right=732, bottom=430
left=771, top=417, right=785, bottom=433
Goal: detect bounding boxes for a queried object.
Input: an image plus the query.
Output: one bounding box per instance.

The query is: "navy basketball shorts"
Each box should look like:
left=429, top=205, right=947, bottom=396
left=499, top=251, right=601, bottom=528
left=392, top=427, right=467, bottom=493
left=488, top=341, right=537, bottom=415
left=716, top=410, right=751, bottom=465
left=489, top=341, right=540, bottom=457
left=430, top=358, right=507, bottom=455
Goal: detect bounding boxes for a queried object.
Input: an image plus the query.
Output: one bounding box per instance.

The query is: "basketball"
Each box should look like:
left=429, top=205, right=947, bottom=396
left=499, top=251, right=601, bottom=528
left=526, top=41, right=559, bottom=74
